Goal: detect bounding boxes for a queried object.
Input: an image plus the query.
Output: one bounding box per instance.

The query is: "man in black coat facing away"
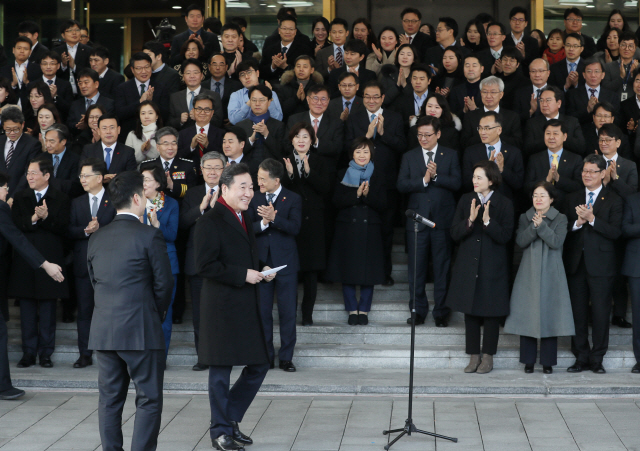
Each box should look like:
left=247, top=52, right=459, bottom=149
left=87, top=171, right=173, bottom=451
left=397, top=116, right=461, bottom=327
left=621, top=191, right=640, bottom=373
left=564, top=154, right=623, bottom=374
left=194, top=163, right=275, bottom=450
left=0, top=171, right=64, bottom=399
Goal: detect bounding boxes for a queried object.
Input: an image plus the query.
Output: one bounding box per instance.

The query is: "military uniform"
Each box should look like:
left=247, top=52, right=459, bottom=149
left=141, top=157, right=197, bottom=201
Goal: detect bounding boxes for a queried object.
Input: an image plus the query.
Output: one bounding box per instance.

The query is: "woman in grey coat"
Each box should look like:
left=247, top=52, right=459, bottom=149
left=504, top=181, right=575, bottom=374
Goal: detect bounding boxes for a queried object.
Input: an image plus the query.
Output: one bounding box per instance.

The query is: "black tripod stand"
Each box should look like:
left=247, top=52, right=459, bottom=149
left=382, top=217, right=458, bottom=449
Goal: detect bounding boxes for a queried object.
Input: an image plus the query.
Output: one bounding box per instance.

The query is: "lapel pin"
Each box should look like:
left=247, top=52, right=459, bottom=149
left=440, top=152, right=443, bottom=155
left=601, top=197, right=605, bottom=200
left=563, top=159, right=566, bottom=162
left=174, top=166, right=178, bottom=169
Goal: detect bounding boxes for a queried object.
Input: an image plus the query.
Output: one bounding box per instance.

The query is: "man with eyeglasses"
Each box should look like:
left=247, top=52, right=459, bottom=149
left=563, top=7, right=596, bottom=59
left=33, top=51, right=74, bottom=120
left=205, top=53, right=242, bottom=122
left=285, top=84, right=344, bottom=166
left=622, top=70, right=640, bottom=145
left=567, top=57, right=620, bottom=125
left=179, top=151, right=226, bottom=371
left=227, top=60, right=283, bottom=125
left=397, top=115, right=460, bottom=327
left=169, top=58, right=222, bottom=130
left=524, top=86, right=585, bottom=159
left=524, top=119, right=583, bottom=208
left=52, top=20, right=91, bottom=95
left=327, top=39, right=376, bottom=99
left=549, top=33, right=585, bottom=93
left=327, top=72, right=364, bottom=121
left=259, top=14, right=313, bottom=83
left=68, top=158, right=116, bottom=369
left=477, top=22, right=507, bottom=78
left=178, top=93, right=225, bottom=173
left=585, top=102, right=633, bottom=160
left=115, top=52, right=171, bottom=141
left=66, top=68, right=115, bottom=136
left=10, top=155, right=70, bottom=369
left=603, top=31, right=639, bottom=101
left=43, top=125, right=82, bottom=198
left=169, top=4, right=221, bottom=66
left=80, top=115, right=136, bottom=182
left=564, top=153, right=623, bottom=374
left=461, top=75, right=522, bottom=150
left=503, top=7, right=539, bottom=71
left=398, top=7, right=433, bottom=62
left=0, top=107, right=42, bottom=204
left=462, top=111, right=524, bottom=201
left=89, top=46, right=125, bottom=100
left=513, top=58, right=551, bottom=124
left=263, top=7, right=314, bottom=57
left=345, top=80, right=407, bottom=286
left=424, top=17, right=470, bottom=69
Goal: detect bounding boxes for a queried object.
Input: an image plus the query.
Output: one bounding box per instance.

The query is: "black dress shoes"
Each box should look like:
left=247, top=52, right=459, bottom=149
left=383, top=276, right=395, bottom=286
left=591, top=363, right=606, bottom=374
left=632, top=363, right=640, bottom=373
left=62, top=312, right=75, bottom=323
left=0, top=387, right=25, bottom=400
left=407, top=314, right=425, bottom=325
left=269, top=360, right=275, bottom=369
left=434, top=317, right=448, bottom=327
left=229, top=420, right=253, bottom=445
left=302, top=316, right=313, bottom=326
left=73, top=355, right=93, bottom=368
left=17, top=354, right=36, bottom=368
left=192, top=362, right=208, bottom=371
left=612, top=316, right=633, bottom=328
left=543, top=366, right=553, bottom=374
left=348, top=314, right=358, bottom=325
left=39, top=356, right=53, bottom=368
left=524, top=364, right=534, bottom=374
left=212, top=434, right=244, bottom=450
left=567, top=361, right=588, bottom=373
left=358, top=314, right=369, bottom=325
left=279, top=360, right=296, bottom=372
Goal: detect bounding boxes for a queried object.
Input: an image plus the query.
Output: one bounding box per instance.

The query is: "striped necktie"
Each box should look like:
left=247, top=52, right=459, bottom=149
left=5, top=140, right=15, bottom=167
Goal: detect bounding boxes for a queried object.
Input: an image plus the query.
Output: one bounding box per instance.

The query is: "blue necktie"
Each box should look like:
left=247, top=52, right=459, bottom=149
left=36, top=192, right=42, bottom=203
left=267, top=193, right=275, bottom=204
left=215, top=82, right=221, bottom=94
left=53, top=155, right=60, bottom=177
left=587, top=192, right=594, bottom=209
left=371, top=113, right=377, bottom=138
left=487, top=145, right=495, bottom=159
left=189, top=91, right=195, bottom=111
left=569, top=62, right=576, bottom=73
left=104, top=147, right=112, bottom=170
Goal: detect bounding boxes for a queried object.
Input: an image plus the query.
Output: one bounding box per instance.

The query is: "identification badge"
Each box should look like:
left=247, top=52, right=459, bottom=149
left=622, top=92, right=628, bottom=101
left=172, top=171, right=186, bottom=180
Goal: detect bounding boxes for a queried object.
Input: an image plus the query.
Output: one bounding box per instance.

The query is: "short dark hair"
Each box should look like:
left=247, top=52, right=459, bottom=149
left=0, top=171, right=9, bottom=188
left=599, top=123, right=623, bottom=141
left=225, top=126, right=247, bottom=143
left=130, top=51, right=153, bottom=67
left=108, top=171, right=144, bottom=210
left=344, top=39, right=367, bottom=56
left=294, top=54, right=314, bottom=66
left=259, top=158, right=284, bottom=181
left=204, top=17, right=222, bottom=34
left=60, top=20, right=81, bottom=35
left=181, top=57, right=203, bottom=73
left=531, top=180, right=557, bottom=200
left=410, top=63, right=432, bottom=79
left=480, top=110, right=502, bottom=126
left=40, top=50, right=61, bottom=64
left=349, top=136, right=375, bottom=160
left=330, top=18, right=349, bottom=32
left=564, top=7, right=583, bottom=19
left=583, top=56, right=605, bottom=72
left=220, top=162, right=251, bottom=188
left=544, top=118, right=566, bottom=134
left=509, top=6, right=528, bottom=21
left=79, top=158, right=108, bottom=177
left=565, top=32, right=584, bottom=47
left=139, top=163, right=168, bottom=192
left=185, top=4, right=205, bottom=16
left=464, top=54, right=483, bottom=66
left=277, top=7, right=296, bottom=21
left=416, top=115, right=441, bottom=134
left=30, top=155, right=54, bottom=178
left=486, top=22, right=506, bottom=36
left=583, top=153, right=606, bottom=171
left=279, top=14, right=297, bottom=26
left=1, top=107, right=25, bottom=124
left=338, top=71, right=359, bottom=85
left=14, top=36, right=32, bottom=48
left=307, top=84, right=329, bottom=97
left=143, top=41, right=167, bottom=61
left=248, top=84, right=272, bottom=100
left=362, top=80, right=384, bottom=95
left=98, top=114, right=120, bottom=127
left=593, top=101, right=615, bottom=118
left=475, top=13, right=494, bottom=24
left=438, top=17, right=458, bottom=38
left=45, top=123, right=70, bottom=142
left=18, top=20, right=39, bottom=35
left=236, top=59, right=259, bottom=74
left=401, top=8, right=421, bottom=20
left=288, top=121, right=316, bottom=144
left=620, top=31, right=638, bottom=46
left=77, top=68, right=100, bottom=83
left=541, top=85, right=564, bottom=103
left=230, top=16, right=248, bottom=29
left=500, top=47, right=523, bottom=63
left=473, top=160, right=502, bottom=189
left=89, top=45, right=110, bottom=60
left=220, top=22, right=242, bottom=36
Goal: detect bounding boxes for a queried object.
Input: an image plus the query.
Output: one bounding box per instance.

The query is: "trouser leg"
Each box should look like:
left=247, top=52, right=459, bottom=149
left=519, top=336, right=538, bottom=365
left=481, top=317, right=501, bottom=356
left=539, top=337, right=558, bottom=367
left=465, top=314, right=482, bottom=355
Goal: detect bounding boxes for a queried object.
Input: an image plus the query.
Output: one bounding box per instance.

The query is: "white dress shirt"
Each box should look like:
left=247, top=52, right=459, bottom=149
left=186, top=85, right=202, bottom=108
left=228, top=154, right=244, bottom=164
left=191, top=123, right=211, bottom=151
left=4, top=134, right=22, bottom=160
left=260, top=184, right=283, bottom=230
left=135, top=78, right=150, bottom=96
left=422, top=143, right=438, bottom=187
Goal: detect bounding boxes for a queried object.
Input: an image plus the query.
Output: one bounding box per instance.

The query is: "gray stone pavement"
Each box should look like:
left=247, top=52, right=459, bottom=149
left=2, top=391, right=640, bottom=450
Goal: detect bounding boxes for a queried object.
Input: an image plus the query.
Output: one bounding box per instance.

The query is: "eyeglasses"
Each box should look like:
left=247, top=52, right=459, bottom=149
left=403, top=19, right=420, bottom=24
left=435, top=28, right=448, bottom=33
left=363, top=95, right=382, bottom=101
left=510, top=17, right=526, bottom=23
left=143, top=178, right=156, bottom=183
left=250, top=98, right=269, bottom=104
left=539, top=98, right=557, bottom=104
left=339, top=83, right=357, bottom=88
left=477, top=126, right=500, bottom=131
left=40, top=61, right=58, bottom=67
left=78, top=174, right=99, bottom=180
left=183, top=70, right=202, bottom=76
left=529, top=69, right=549, bottom=74
left=133, top=65, right=151, bottom=71
left=585, top=70, right=602, bottom=75
left=193, top=107, right=213, bottom=113
left=595, top=114, right=612, bottom=120
left=417, top=132, right=436, bottom=139
left=3, top=127, right=21, bottom=134
left=582, top=169, right=602, bottom=174
left=158, top=140, right=178, bottom=146
left=598, top=137, right=617, bottom=144
left=238, top=69, right=255, bottom=78
left=487, top=33, right=504, bottom=37
left=25, top=171, right=42, bottom=176
left=565, top=44, right=583, bottom=50
left=481, top=90, right=501, bottom=95
left=620, top=43, right=636, bottom=50
left=309, top=96, right=329, bottom=104
left=202, top=166, right=224, bottom=172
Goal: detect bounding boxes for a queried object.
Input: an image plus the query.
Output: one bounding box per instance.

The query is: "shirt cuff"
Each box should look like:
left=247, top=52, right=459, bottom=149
left=260, top=221, right=269, bottom=231
left=572, top=221, right=583, bottom=231
left=483, top=220, right=490, bottom=226
left=423, top=180, right=429, bottom=187
left=589, top=219, right=595, bottom=226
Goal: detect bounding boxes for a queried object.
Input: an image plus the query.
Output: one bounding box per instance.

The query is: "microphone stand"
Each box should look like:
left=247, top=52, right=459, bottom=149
left=382, top=220, right=458, bottom=449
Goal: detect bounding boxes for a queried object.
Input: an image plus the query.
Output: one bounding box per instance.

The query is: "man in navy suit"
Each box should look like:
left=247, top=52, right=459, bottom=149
left=249, top=159, right=302, bottom=372
left=566, top=57, right=621, bottom=125
left=67, top=68, right=115, bottom=136
left=178, top=93, right=225, bottom=171
left=169, top=4, right=221, bottom=66
left=621, top=191, right=640, bottom=373
left=398, top=8, right=433, bottom=61
left=81, top=115, right=137, bottom=181
left=548, top=33, right=586, bottom=92
left=259, top=14, right=313, bottom=83
left=53, top=20, right=92, bottom=95
left=204, top=53, right=243, bottom=122
left=35, top=51, right=74, bottom=122
left=89, top=46, right=125, bottom=100
left=68, top=158, right=116, bottom=368
left=397, top=116, right=461, bottom=326
left=327, top=72, right=364, bottom=122
left=43, top=124, right=82, bottom=198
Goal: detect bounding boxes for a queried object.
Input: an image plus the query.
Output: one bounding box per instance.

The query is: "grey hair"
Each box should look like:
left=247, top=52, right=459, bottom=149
left=219, top=162, right=250, bottom=188
left=201, top=151, right=226, bottom=166
left=479, top=76, right=504, bottom=92
left=194, top=92, right=216, bottom=108
left=155, top=126, right=179, bottom=144
left=1, top=106, right=25, bottom=124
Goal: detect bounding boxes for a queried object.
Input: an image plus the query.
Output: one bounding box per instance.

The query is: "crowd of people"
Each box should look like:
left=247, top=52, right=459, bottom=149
left=2, top=0, right=640, bottom=405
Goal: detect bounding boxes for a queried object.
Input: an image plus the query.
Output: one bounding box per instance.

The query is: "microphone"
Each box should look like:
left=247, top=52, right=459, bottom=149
left=406, top=209, right=436, bottom=228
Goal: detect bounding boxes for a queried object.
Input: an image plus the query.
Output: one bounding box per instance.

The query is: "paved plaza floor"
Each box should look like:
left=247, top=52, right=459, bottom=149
left=2, top=390, right=640, bottom=451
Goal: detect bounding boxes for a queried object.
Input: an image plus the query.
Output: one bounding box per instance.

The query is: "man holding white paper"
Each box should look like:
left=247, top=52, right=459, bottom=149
left=249, top=159, right=302, bottom=372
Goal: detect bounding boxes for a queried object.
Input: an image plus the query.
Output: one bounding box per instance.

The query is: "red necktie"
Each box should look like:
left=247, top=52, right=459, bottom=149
left=198, top=127, right=205, bottom=158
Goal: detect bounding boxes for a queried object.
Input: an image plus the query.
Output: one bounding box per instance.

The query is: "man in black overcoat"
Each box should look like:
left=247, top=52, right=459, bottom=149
left=194, top=163, right=275, bottom=451
left=621, top=191, right=640, bottom=373
left=87, top=171, right=173, bottom=451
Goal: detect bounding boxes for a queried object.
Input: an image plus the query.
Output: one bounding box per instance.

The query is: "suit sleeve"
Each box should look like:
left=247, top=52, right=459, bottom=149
left=179, top=190, right=203, bottom=229
left=0, top=204, right=45, bottom=269
left=450, top=196, right=474, bottom=242
left=114, top=85, right=139, bottom=122
left=271, top=194, right=302, bottom=236
left=212, top=92, right=223, bottom=128
left=610, top=163, right=638, bottom=198
left=592, top=195, right=623, bottom=240
left=264, top=123, right=284, bottom=160
left=158, top=201, right=179, bottom=242
left=567, top=122, right=586, bottom=155
left=68, top=201, right=89, bottom=240
left=39, top=194, right=71, bottom=236
left=149, top=228, right=174, bottom=319
left=396, top=153, right=425, bottom=194
left=378, top=114, right=407, bottom=153
left=316, top=119, right=344, bottom=160
left=500, top=149, right=524, bottom=191
left=555, top=159, right=583, bottom=193
left=623, top=198, right=640, bottom=238
left=433, top=151, right=462, bottom=193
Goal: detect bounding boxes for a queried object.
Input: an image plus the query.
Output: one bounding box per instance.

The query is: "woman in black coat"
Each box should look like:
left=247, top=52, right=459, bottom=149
left=408, top=93, right=461, bottom=154
left=281, top=122, right=333, bottom=326
left=446, top=160, right=514, bottom=374
left=325, top=137, right=386, bottom=326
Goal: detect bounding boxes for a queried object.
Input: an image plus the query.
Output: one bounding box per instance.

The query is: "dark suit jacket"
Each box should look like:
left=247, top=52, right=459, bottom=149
left=87, top=214, right=173, bottom=350
left=390, top=90, right=428, bottom=131
left=621, top=192, right=640, bottom=276
left=621, top=96, right=640, bottom=146
left=0, top=60, right=41, bottom=92
left=29, top=42, right=48, bottom=67
left=285, top=111, right=344, bottom=164
left=178, top=123, right=225, bottom=170
left=168, top=87, right=222, bottom=129
left=326, top=64, right=376, bottom=99
left=68, top=190, right=116, bottom=278
left=314, top=45, right=338, bottom=80
left=248, top=186, right=302, bottom=276
left=407, top=31, right=434, bottom=62
left=606, top=156, right=638, bottom=199
left=548, top=58, right=586, bottom=92
left=98, top=68, right=125, bottom=100
left=52, top=43, right=91, bottom=82
left=584, top=123, right=633, bottom=160
left=179, top=184, right=212, bottom=276
left=327, top=96, right=365, bottom=121
left=67, top=94, right=115, bottom=135
left=204, top=76, right=243, bottom=121
left=567, top=84, right=621, bottom=125
left=563, top=185, right=623, bottom=277
left=140, top=156, right=197, bottom=200
left=476, top=48, right=500, bottom=78
left=34, top=77, right=74, bottom=120
left=169, top=29, right=221, bottom=66
left=424, top=44, right=471, bottom=69
left=525, top=149, right=583, bottom=206
left=524, top=113, right=585, bottom=158
left=448, top=82, right=483, bottom=118
left=513, top=84, right=545, bottom=124
left=462, top=142, right=524, bottom=201
left=397, top=145, right=461, bottom=230
left=81, top=142, right=137, bottom=174
left=114, top=79, right=170, bottom=140
left=0, top=133, right=42, bottom=196
left=237, top=117, right=285, bottom=165
left=151, top=64, right=181, bottom=95
left=504, top=33, right=539, bottom=69
left=461, top=107, right=523, bottom=149
left=259, top=39, right=313, bottom=82
left=0, top=200, right=44, bottom=270
left=345, top=108, right=407, bottom=186
left=48, top=149, right=82, bottom=198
